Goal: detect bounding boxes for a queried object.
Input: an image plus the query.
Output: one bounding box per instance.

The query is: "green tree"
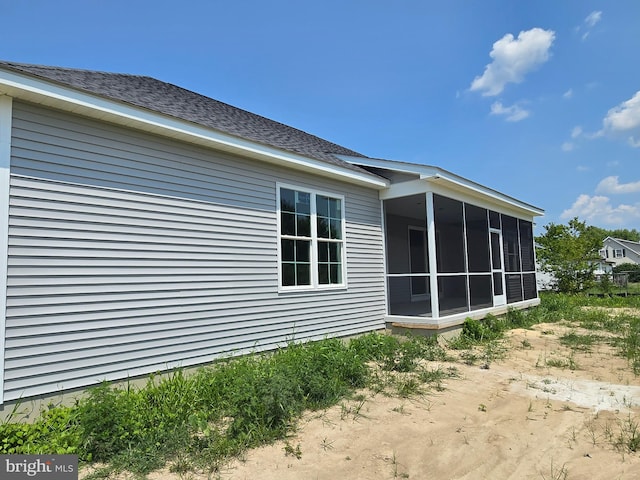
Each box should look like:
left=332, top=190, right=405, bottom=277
left=535, top=217, right=602, bottom=293
left=607, top=228, right=640, bottom=242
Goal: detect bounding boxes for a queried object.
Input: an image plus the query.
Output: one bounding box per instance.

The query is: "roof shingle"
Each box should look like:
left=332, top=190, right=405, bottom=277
left=0, top=61, right=368, bottom=172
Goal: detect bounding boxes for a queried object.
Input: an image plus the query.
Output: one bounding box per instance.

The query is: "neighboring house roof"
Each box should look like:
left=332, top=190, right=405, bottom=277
left=0, top=61, right=367, bottom=173
left=604, top=237, right=640, bottom=257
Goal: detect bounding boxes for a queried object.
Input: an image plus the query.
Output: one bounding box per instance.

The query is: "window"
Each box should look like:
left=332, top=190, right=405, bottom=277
left=279, top=186, right=345, bottom=289
left=614, top=249, right=625, bottom=258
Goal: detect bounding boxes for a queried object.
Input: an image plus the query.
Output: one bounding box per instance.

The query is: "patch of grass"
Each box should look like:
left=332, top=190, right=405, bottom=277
left=545, top=354, right=579, bottom=371
left=620, top=315, right=640, bottom=374
left=613, top=415, right=640, bottom=453
left=1, top=332, right=460, bottom=476
left=559, top=332, right=599, bottom=351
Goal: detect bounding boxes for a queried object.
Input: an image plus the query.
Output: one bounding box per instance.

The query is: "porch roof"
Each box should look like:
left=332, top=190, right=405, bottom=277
left=338, top=155, right=544, bottom=218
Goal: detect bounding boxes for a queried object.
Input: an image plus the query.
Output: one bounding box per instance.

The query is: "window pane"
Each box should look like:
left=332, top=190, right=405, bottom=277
left=434, top=194, right=465, bottom=273
left=317, top=218, right=329, bottom=238
left=318, top=242, right=328, bottom=262
left=296, top=240, right=310, bottom=262
left=330, top=219, right=342, bottom=239
left=330, top=198, right=341, bottom=218
left=438, top=275, right=468, bottom=315
left=319, top=264, right=329, bottom=284
left=317, top=196, right=329, bottom=217
left=297, top=214, right=311, bottom=237
left=330, top=264, right=341, bottom=283
left=281, top=188, right=295, bottom=212
left=282, top=263, right=296, bottom=286
left=329, top=243, right=340, bottom=262
left=297, top=264, right=310, bottom=285
left=465, top=204, right=490, bottom=272
left=296, top=191, right=310, bottom=214
left=281, top=213, right=295, bottom=236
left=282, top=239, right=295, bottom=262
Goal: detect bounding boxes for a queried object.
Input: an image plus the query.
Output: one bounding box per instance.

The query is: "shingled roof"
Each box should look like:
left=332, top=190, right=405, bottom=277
left=0, top=61, right=368, bottom=172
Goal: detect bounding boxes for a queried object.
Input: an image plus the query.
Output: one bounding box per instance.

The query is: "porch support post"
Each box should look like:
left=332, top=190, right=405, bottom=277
left=426, top=192, right=439, bottom=319
left=0, top=95, right=12, bottom=405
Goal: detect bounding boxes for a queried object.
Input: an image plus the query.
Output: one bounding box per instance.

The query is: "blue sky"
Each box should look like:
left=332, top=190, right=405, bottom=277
left=1, top=1, right=639, bottom=232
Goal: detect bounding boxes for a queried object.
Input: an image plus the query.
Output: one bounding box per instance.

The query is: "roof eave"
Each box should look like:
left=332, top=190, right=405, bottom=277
left=0, top=68, right=389, bottom=189
left=338, top=155, right=544, bottom=217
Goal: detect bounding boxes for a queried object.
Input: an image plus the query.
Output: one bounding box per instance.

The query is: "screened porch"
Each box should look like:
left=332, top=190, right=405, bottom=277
left=384, top=192, right=538, bottom=321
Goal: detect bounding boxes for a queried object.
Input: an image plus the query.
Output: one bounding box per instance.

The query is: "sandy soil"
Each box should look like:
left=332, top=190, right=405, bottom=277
left=215, top=323, right=640, bottom=480
left=97, top=319, right=640, bottom=479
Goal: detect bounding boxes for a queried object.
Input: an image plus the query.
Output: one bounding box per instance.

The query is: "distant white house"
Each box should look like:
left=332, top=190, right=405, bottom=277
left=599, top=237, right=640, bottom=270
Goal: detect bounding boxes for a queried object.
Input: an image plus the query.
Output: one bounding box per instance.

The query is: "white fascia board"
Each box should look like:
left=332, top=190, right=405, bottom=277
left=0, top=69, right=388, bottom=189
left=339, top=154, right=544, bottom=217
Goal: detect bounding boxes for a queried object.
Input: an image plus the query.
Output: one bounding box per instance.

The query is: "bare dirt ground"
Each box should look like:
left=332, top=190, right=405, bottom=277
left=210, top=322, right=640, bottom=480
left=94, top=316, right=640, bottom=480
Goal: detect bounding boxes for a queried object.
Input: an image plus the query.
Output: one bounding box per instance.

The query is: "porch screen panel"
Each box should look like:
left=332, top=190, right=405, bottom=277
left=502, top=215, right=521, bottom=273
left=489, top=210, right=501, bottom=229
left=506, top=274, right=523, bottom=303
left=519, top=220, right=535, bottom=272
left=438, top=275, right=468, bottom=315
left=434, top=194, right=465, bottom=273
left=523, top=273, right=537, bottom=300
left=469, top=275, right=492, bottom=309
left=465, top=204, right=490, bottom=273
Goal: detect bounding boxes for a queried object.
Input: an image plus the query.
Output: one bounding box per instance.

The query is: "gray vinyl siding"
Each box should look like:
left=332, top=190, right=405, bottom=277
left=4, top=101, right=385, bottom=401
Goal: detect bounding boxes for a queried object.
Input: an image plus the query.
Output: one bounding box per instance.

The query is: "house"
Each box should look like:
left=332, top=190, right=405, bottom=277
left=599, top=237, right=640, bottom=269
left=0, top=61, right=543, bottom=408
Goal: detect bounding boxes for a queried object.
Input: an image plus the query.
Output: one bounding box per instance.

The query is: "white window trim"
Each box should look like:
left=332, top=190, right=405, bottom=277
left=277, top=183, right=347, bottom=292
left=614, top=249, right=624, bottom=258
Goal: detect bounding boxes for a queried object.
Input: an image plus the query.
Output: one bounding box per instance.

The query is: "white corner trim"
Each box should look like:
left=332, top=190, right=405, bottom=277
left=0, top=95, right=12, bottom=405
left=0, top=69, right=388, bottom=189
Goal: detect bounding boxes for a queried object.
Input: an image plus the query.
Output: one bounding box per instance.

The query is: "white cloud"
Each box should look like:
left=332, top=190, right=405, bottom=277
left=490, top=102, right=530, bottom=122
left=577, top=166, right=591, bottom=172
left=562, top=126, right=583, bottom=151
left=600, top=91, right=640, bottom=146
left=585, top=11, right=602, bottom=28
left=607, top=160, right=620, bottom=167
left=470, top=28, right=556, bottom=96
left=563, top=88, right=573, bottom=99
left=561, top=194, right=640, bottom=226
left=580, top=11, right=603, bottom=41
left=571, top=126, right=583, bottom=138
left=596, top=176, right=640, bottom=194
